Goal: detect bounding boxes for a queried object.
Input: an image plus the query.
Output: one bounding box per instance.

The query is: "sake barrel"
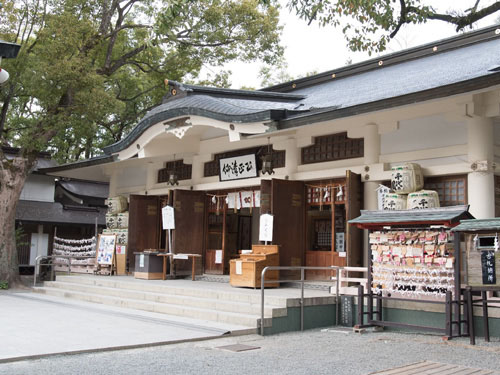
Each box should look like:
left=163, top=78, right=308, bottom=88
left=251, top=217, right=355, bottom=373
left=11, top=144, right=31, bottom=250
left=391, top=163, right=424, bottom=194
left=105, top=213, right=118, bottom=229
left=105, top=196, right=128, bottom=214
left=116, top=212, right=129, bottom=229
left=116, top=229, right=128, bottom=245
left=407, top=190, right=440, bottom=210
left=383, top=193, right=407, bottom=210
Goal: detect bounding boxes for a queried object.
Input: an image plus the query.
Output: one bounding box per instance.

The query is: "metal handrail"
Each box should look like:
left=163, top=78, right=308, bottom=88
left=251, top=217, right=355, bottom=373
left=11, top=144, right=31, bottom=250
left=260, top=266, right=341, bottom=336
left=34, top=255, right=95, bottom=286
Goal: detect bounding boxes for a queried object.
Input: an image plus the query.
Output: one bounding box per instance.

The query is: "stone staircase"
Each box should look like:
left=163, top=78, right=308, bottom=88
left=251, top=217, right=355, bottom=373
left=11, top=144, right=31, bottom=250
left=33, top=275, right=336, bottom=332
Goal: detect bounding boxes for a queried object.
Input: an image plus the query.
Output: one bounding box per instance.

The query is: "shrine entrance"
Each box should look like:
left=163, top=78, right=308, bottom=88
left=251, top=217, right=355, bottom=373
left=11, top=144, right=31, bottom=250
left=205, top=188, right=260, bottom=275
left=305, top=170, right=363, bottom=280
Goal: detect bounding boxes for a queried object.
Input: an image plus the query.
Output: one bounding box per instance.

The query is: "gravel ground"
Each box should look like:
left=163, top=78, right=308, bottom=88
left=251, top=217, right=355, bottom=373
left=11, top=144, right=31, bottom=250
left=2, top=329, right=500, bottom=375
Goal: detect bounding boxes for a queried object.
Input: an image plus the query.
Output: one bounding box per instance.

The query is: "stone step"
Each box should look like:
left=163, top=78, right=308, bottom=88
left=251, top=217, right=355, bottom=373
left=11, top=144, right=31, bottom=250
left=39, top=281, right=286, bottom=317
left=52, top=275, right=293, bottom=307
left=33, top=287, right=272, bottom=328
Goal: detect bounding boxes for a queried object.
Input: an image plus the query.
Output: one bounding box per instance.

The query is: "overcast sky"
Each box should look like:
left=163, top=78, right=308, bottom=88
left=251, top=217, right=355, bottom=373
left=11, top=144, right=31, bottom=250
left=221, top=0, right=499, bottom=89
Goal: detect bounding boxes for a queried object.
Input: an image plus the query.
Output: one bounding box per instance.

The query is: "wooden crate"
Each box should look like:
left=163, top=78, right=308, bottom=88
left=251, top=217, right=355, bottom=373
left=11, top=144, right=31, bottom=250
left=229, top=245, right=279, bottom=288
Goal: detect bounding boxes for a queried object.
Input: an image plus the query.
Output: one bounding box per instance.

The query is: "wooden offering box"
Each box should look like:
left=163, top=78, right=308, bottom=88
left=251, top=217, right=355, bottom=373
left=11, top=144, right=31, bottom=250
left=134, top=251, right=163, bottom=280
left=229, top=245, right=279, bottom=288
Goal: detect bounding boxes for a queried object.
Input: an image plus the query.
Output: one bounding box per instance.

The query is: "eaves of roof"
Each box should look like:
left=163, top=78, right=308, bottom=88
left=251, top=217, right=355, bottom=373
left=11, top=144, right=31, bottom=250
left=102, top=94, right=305, bottom=155
left=348, top=205, right=474, bottom=230
left=38, top=154, right=116, bottom=174
left=0, top=40, right=21, bottom=58
left=451, top=218, right=500, bottom=232
left=16, top=200, right=106, bottom=225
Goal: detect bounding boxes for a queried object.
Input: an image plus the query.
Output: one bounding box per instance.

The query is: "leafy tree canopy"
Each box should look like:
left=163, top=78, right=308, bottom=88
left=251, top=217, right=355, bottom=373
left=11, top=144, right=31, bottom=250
left=288, top=0, right=500, bottom=53
left=0, top=0, right=283, bottom=163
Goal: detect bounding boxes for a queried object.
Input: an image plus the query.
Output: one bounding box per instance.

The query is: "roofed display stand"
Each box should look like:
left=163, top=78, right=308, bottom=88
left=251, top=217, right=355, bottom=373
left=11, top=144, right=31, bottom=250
left=451, top=219, right=500, bottom=345
left=349, top=206, right=474, bottom=339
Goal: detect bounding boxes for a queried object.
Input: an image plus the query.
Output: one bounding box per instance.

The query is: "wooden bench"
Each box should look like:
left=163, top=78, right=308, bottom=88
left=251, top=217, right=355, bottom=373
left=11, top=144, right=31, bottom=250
left=229, top=245, right=279, bottom=288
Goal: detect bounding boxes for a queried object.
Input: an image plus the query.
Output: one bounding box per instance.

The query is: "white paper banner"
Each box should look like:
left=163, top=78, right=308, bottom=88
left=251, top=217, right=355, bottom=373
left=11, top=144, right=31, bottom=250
left=236, top=260, right=243, bottom=275
left=215, top=250, right=223, bottom=264
left=259, top=214, right=274, bottom=242
left=162, top=205, right=175, bottom=230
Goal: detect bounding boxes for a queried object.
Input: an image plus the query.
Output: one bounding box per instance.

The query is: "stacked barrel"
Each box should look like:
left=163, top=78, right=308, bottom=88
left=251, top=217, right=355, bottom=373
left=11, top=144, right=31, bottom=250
left=383, top=163, right=440, bottom=210
left=103, top=196, right=129, bottom=248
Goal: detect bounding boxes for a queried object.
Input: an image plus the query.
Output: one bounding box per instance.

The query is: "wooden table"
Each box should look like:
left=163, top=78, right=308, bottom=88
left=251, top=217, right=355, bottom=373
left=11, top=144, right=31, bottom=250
left=156, top=253, right=201, bottom=281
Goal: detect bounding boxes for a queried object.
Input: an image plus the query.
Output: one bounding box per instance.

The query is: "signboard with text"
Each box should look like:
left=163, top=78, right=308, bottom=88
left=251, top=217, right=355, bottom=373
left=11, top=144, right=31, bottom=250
left=219, top=154, right=258, bottom=182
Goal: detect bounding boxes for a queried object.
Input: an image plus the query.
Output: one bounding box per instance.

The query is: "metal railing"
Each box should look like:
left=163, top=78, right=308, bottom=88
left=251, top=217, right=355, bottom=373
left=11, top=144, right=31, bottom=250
left=260, top=266, right=341, bottom=336
left=33, top=255, right=95, bottom=286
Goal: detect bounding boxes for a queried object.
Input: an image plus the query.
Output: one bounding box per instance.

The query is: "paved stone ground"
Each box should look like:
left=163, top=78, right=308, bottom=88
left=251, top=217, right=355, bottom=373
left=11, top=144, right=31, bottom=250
left=1, top=328, right=500, bottom=375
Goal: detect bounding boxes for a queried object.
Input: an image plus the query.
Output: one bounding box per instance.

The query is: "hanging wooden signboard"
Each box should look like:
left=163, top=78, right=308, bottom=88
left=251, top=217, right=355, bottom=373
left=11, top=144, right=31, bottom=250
left=96, top=234, right=116, bottom=265
left=219, top=154, right=257, bottom=181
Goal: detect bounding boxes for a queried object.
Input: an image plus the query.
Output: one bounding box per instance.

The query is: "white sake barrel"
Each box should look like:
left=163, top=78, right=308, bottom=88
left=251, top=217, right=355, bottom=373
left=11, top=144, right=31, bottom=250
left=105, top=196, right=128, bottom=214
left=391, top=163, right=424, bottom=194
left=407, top=190, right=440, bottom=210
left=383, top=193, right=407, bottom=210
left=116, top=212, right=129, bottom=229
left=105, top=214, right=118, bottom=229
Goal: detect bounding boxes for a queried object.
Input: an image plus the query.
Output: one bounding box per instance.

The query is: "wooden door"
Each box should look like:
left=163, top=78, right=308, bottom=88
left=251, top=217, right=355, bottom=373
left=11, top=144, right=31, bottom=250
left=270, top=179, right=305, bottom=278
left=172, top=190, right=206, bottom=275
left=346, top=170, right=363, bottom=267
left=128, top=195, right=161, bottom=271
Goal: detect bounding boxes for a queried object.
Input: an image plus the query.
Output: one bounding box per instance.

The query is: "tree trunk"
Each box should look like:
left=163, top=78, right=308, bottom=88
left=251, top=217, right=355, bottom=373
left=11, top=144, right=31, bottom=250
left=0, top=155, right=31, bottom=287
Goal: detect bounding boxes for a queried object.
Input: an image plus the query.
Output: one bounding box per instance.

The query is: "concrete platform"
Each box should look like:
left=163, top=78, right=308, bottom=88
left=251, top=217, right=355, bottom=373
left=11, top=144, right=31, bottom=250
left=2, top=275, right=337, bottom=362
left=0, top=290, right=251, bottom=363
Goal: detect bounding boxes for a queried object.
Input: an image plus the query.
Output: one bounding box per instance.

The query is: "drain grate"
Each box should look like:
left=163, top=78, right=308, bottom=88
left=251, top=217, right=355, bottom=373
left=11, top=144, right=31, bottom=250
left=216, top=344, right=260, bottom=352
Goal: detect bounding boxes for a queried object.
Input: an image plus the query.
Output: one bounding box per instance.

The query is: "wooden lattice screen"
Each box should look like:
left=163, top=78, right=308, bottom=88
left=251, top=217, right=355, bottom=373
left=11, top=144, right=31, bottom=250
left=158, top=160, right=192, bottom=183
left=301, top=132, right=364, bottom=164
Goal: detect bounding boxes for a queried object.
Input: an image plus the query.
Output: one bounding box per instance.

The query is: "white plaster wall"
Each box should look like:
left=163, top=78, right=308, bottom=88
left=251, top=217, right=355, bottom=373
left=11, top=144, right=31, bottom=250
left=116, top=165, right=147, bottom=189
left=381, top=115, right=466, bottom=155
left=494, top=118, right=500, bottom=146
left=20, top=174, right=55, bottom=202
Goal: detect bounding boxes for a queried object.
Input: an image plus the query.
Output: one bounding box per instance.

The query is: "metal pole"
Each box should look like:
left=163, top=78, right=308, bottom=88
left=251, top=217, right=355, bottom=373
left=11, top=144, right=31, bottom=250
left=300, top=268, right=304, bottom=331
left=168, top=229, right=173, bottom=277
left=261, top=267, right=267, bottom=336
left=453, top=232, right=461, bottom=336
left=335, top=266, right=340, bottom=326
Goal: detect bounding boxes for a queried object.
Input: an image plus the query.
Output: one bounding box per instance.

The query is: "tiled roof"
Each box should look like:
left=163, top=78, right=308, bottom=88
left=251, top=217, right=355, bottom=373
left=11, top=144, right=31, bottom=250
left=58, top=180, right=109, bottom=199
left=349, top=205, right=473, bottom=229
left=16, top=200, right=106, bottom=225
left=451, top=218, right=500, bottom=232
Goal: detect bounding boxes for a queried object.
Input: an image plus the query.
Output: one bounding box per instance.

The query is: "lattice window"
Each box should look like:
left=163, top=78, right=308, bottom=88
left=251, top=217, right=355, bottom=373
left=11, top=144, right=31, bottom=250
left=301, top=132, right=364, bottom=164
left=204, top=146, right=285, bottom=177
left=158, top=160, right=192, bottom=183
left=424, top=175, right=467, bottom=207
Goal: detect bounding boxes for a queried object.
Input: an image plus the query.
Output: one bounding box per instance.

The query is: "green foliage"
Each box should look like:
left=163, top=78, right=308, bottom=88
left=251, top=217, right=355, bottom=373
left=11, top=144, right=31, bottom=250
left=0, top=0, right=283, bottom=163
left=287, top=0, right=500, bottom=54
left=0, top=281, right=8, bottom=289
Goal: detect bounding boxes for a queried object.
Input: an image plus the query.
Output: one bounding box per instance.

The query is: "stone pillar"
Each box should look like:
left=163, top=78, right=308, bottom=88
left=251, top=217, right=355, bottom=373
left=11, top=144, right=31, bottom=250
left=467, top=116, right=495, bottom=219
